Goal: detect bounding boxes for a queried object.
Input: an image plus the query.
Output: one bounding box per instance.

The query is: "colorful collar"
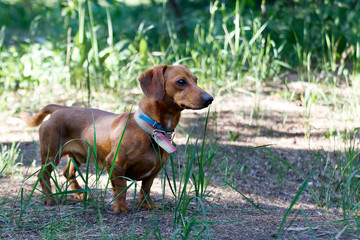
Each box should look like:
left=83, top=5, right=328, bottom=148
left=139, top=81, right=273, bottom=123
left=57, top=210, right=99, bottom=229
left=134, top=108, right=177, bottom=154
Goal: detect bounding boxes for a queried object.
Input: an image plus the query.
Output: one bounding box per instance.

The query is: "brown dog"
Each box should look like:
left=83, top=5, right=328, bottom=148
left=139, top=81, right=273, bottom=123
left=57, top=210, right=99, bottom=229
left=20, top=65, right=213, bottom=214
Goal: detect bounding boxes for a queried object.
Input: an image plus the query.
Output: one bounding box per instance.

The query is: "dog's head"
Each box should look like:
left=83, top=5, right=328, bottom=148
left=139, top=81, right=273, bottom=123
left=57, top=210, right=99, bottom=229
left=139, top=65, right=213, bottom=110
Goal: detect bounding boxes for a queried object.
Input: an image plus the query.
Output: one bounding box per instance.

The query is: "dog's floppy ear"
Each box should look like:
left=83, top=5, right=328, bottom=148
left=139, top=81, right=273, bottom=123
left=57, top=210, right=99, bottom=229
left=139, top=65, right=167, bottom=101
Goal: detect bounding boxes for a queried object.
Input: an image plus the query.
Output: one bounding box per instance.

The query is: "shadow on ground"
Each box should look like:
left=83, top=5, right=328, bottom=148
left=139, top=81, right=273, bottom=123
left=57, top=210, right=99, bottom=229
left=0, top=106, right=356, bottom=239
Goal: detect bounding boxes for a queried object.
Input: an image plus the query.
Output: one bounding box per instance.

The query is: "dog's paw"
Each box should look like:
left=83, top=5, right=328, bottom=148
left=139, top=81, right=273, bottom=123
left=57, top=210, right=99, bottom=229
left=43, top=197, right=55, bottom=206
left=112, top=204, right=131, bottom=214
left=73, top=193, right=82, bottom=201
left=73, top=192, right=90, bottom=201
left=140, top=202, right=159, bottom=210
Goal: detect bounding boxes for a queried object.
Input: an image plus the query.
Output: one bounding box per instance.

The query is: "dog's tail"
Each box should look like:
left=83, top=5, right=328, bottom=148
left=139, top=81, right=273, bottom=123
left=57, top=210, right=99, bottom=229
left=20, top=104, right=68, bottom=127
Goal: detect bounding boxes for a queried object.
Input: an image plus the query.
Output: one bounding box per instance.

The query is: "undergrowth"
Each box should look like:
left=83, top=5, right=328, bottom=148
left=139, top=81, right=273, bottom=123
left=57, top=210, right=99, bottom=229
left=0, top=142, right=23, bottom=177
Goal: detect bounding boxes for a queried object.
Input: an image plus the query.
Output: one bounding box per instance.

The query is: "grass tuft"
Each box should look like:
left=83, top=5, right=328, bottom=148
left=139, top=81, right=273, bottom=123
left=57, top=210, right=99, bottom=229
left=0, top=142, right=23, bottom=177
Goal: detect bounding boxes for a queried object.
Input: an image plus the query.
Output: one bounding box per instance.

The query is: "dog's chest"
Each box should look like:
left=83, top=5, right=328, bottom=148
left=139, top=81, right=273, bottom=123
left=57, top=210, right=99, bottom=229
left=126, top=149, right=168, bottom=180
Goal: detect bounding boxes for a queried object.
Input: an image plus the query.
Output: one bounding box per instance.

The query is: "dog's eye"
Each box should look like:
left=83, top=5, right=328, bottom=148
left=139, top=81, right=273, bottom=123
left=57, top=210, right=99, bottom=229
left=177, top=79, right=187, bottom=86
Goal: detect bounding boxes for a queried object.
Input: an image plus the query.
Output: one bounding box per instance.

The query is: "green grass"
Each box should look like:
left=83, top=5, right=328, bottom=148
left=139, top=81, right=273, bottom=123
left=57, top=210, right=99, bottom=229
left=0, top=110, right=272, bottom=239
left=2, top=105, right=360, bottom=238
left=0, top=142, right=23, bottom=177
left=1, top=0, right=359, bottom=94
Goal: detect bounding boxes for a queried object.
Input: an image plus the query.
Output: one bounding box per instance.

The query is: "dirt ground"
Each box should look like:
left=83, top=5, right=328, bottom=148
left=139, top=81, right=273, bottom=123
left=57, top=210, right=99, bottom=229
left=0, top=87, right=359, bottom=239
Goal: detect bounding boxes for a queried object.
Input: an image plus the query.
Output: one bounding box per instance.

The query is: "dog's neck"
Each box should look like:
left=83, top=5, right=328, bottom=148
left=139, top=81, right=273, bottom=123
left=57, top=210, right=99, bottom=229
left=139, top=97, right=182, bottom=131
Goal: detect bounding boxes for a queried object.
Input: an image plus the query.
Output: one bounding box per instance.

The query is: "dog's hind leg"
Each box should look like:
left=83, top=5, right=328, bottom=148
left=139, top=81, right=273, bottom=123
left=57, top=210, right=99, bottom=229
left=39, top=137, right=62, bottom=206
left=63, top=154, right=86, bottom=201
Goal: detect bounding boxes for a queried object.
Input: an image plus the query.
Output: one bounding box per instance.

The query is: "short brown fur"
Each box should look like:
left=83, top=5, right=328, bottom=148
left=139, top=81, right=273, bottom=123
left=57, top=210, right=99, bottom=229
left=20, top=65, right=213, bottom=214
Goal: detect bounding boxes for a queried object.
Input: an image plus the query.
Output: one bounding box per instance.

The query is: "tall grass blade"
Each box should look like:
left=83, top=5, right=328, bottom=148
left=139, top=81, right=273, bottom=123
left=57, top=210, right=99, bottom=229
left=18, top=165, right=49, bottom=222
left=87, top=0, right=99, bottom=66
left=78, top=0, right=85, bottom=44
left=300, top=209, right=318, bottom=239
left=105, top=6, right=113, bottom=47
left=275, top=172, right=313, bottom=239
left=342, top=170, right=358, bottom=218
left=224, top=181, right=267, bottom=213
left=249, top=19, right=271, bottom=46
left=86, top=58, right=91, bottom=106
left=257, top=149, right=321, bottom=206
left=195, top=196, right=211, bottom=239
left=234, top=0, right=240, bottom=52
left=0, top=25, right=5, bottom=48
left=104, top=107, right=133, bottom=204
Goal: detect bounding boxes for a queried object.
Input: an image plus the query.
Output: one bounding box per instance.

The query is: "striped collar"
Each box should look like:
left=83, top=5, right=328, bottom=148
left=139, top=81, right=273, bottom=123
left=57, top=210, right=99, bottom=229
left=134, top=108, right=177, bottom=154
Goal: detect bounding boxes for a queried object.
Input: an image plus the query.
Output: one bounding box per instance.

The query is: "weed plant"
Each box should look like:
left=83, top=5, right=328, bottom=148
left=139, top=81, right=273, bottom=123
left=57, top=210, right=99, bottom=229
left=2, top=0, right=359, bottom=94
left=0, top=142, right=23, bottom=177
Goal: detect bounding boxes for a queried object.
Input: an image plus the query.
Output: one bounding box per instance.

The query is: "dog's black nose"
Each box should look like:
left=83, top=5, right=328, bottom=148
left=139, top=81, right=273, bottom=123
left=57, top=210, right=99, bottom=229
left=204, top=94, right=214, bottom=106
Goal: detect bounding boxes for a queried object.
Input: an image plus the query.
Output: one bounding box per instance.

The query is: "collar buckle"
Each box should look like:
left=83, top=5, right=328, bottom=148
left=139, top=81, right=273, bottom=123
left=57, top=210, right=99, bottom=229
left=168, top=131, right=175, bottom=143
left=152, top=129, right=175, bottom=142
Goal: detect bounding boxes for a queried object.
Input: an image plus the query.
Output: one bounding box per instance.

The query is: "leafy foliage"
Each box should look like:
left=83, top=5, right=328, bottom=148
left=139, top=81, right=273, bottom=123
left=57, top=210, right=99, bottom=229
left=1, top=0, right=359, bottom=94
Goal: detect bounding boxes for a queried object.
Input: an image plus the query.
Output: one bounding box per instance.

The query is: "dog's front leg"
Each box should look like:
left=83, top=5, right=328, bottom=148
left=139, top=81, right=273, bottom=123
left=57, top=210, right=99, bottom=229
left=108, top=165, right=130, bottom=214
left=139, top=175, right=158, bottom=210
